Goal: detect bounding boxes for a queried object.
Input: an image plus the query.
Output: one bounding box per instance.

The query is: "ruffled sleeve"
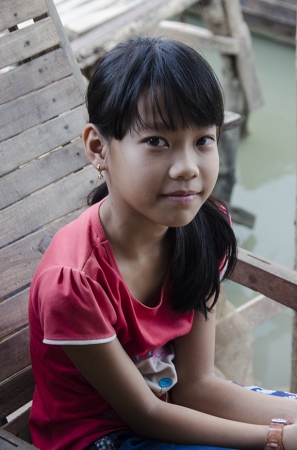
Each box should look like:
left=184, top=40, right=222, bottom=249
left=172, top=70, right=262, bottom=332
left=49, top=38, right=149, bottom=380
left=34, top=266, right=117, bottom=345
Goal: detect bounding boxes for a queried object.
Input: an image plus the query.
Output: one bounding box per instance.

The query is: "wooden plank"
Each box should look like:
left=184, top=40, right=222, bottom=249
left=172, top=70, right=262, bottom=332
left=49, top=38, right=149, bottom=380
left=56, top=0, right=115, bottom=17
left=2, top=411, right=35, bottom=447
left=0, top=106, right=87, bottom=177
left=45, top=0, right=86, bottom=96
left=0, top=139, right=88, bottom=209
left=229, top=248, right=297, bottom=310
left=0, top=166, right=95, bottom=249
left=0, top=76, right=84, bottom=142
left=222, top=0, right=264, bottom=112
left=72, top=0, right=198, bottom=69
left=0, top=429, right=36, bottom=450
left=58, top=0, right=141, bottom=27
left=157, top=21, right=239, bottom=55
left=64, top=0, right=145, bottom=37
left=0, top=0, right=49, bottom=33
left=0, top=291, right=29, bottom=340
left=0, top=48, right=72, bottom=106
left=0, top=17, right=60, bottom=70
left=0, top=367, right=34, bottom=420
left=241, top=5, right=296, bottom=44
left=0, top=328, right=30, bottom=383
left=237, top=294, right=285, bottom=330
left=240, top=0, right=297, bottom=25
left=222, top=111, right=242, bottom=131
left=0, top=207, right=86, bottom=299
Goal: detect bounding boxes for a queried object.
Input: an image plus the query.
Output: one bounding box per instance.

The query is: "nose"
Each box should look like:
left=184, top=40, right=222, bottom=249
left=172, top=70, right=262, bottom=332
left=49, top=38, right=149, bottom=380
left=168, top=147, right=200, bottom=180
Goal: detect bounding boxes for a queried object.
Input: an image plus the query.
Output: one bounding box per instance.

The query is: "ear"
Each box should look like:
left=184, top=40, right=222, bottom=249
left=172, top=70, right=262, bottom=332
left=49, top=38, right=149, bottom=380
left=83, top=123, right=108, bottom=168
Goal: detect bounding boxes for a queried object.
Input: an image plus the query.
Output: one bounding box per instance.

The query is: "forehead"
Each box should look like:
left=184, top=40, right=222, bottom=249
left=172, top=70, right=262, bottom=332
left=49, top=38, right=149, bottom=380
left=132, top=92, right=186, bottom=133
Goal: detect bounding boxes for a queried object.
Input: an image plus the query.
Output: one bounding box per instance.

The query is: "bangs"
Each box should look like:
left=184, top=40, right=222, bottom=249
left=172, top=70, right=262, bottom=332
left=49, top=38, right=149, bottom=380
left=87, top=37, right=224, bottom=140
left=128, top=82, right=223, bottom=136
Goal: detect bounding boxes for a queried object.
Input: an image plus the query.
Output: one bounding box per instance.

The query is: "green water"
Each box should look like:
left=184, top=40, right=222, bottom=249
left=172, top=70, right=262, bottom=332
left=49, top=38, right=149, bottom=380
left=225, top=34, right=296, bottom=389
left=177, top=13, right=296, bottom=389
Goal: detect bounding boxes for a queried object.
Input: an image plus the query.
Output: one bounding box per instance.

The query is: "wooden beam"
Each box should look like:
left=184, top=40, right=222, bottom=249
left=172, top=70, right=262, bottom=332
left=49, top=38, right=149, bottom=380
left=222, top=0, right=264, bottom=112
left=71, top=0, right=200, bottom=70
left=229, top=248, right=297, bottom=310
left=237, top=294, right=285, bottom=330
left=223, top=111, right=242, bottom=131
left=2, top=411, right=35, bottom=447
left=0, top=0, right=48, bottom=32
left=157, top=21, right=239, bottom=55
left=0, top=429, right=36, bottom=449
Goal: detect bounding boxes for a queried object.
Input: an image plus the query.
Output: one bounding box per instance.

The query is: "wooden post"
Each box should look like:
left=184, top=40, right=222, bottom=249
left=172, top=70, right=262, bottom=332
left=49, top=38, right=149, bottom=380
left=290, top=29, right=297, bottom=393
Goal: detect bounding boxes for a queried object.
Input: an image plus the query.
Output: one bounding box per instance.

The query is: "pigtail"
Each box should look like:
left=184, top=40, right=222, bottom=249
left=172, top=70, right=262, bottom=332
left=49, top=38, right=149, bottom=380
left=170, top=197, right=237, bottom=318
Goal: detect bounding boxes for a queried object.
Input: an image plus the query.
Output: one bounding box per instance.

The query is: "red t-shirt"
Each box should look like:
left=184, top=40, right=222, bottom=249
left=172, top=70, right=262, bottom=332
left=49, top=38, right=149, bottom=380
left=29, top=202, right=194, bottom=450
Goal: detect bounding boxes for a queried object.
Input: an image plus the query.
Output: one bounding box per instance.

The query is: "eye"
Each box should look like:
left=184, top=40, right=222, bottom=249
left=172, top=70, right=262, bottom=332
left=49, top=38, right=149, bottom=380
left=147, top=137, right=167, bottom=147
left=196, top=136, right=214, bottom=146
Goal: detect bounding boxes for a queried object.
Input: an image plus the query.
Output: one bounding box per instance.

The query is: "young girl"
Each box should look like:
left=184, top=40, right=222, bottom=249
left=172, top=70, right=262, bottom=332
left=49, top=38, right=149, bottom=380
left=29, top=37, right=297, bottom=450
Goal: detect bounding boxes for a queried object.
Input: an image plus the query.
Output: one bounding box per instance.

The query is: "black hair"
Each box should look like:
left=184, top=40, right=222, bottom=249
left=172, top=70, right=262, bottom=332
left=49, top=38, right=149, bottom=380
left=86, top=37, right=237, bottom=318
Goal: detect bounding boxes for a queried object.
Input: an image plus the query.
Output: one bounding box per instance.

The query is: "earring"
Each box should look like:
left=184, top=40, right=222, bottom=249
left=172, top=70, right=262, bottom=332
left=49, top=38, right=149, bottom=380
left=96, top=163, right=104, bottom=180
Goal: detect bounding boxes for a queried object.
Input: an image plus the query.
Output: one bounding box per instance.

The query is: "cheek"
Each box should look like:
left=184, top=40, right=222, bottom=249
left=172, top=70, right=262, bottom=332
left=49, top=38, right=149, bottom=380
left=204, top=153, right=219, bottom=182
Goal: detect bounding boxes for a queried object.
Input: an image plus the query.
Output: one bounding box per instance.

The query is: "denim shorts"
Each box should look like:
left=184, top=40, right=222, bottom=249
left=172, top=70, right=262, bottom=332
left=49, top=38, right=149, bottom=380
left=86, top=386, right=297, bottom=450
left=85, top=430, right=238, bottom=450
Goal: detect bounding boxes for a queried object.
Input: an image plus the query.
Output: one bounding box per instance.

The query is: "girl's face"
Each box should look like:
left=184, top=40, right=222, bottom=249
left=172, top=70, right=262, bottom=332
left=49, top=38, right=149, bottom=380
left=98, top=99, right=219, bottom=230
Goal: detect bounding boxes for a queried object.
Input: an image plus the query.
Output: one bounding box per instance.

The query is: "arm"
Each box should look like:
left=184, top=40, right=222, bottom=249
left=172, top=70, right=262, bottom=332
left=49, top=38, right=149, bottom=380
left=171, top=303, right=297, bottom=442
left=63, top=337, right=269, bottom=449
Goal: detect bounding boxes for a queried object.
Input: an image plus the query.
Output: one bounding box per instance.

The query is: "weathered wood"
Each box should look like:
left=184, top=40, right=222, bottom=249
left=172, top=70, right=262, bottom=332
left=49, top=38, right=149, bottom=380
left=0, top=166, right=95, bottom=249
left=196, top=0, right=229, bottom=37
left=222, top=0, right=264, bottom=112
left=0, top=139, right=88, bottom=209
left=240, top=0, right=296, bottom=25
left=57, top=0, right=138, bottom=26
left=63, top=0, right=145, bottom=37
left=71, top=0, right=199, bottom=71
left=0, top=291, right=29, bottom=340
left=0, top=49, right=72, bottom=106
left=0, top=207, right=86, bottom=299
left=222, top=111, right=242, bottom=131
left=237, top=294, right=285, bottom=330
left=0, top=77, right=84, bottom=142
left=0, top=328, right=30, bottom=383
left=240, top=0, right=296, bottom=45
left=0, top=17, right=60, bottom=70
left=45, top=0, right=87, bottom=96
left=228, top=205, right=255, bottom=229
left=0, top=367, right=34, bottom=420
left=0, top=0, right=89, bottom=446
left=0, top=106, right=87, bottom=177
left=2, top=410, right=34, bottom=446
left=0, top=0, right=49, bottom=33
left=0, top=429, right=36, bottom=450
left=229, top=248, right=297, bottom=310
left=215, top=285, right=254, bottom=385
left=157, top=21, right=239, bottom=55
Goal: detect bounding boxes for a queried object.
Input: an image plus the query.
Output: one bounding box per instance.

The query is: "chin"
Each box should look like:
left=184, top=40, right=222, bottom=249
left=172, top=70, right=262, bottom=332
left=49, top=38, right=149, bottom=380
left=161, top=214, right=197, bottom=228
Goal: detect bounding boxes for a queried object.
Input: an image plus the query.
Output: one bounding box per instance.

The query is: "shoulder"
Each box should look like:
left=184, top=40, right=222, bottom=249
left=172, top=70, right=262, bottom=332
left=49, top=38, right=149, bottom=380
left=38, top=203, right=108, bottom=272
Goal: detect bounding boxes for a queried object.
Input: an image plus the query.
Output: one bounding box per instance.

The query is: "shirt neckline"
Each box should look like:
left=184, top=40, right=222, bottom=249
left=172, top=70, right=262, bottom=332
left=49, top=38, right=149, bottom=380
left=91, top=199, right=168, bottom=311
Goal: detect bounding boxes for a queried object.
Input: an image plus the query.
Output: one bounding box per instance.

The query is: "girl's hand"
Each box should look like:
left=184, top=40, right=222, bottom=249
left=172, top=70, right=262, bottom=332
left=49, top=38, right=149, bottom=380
left=282, top=423, right=297, bottom=450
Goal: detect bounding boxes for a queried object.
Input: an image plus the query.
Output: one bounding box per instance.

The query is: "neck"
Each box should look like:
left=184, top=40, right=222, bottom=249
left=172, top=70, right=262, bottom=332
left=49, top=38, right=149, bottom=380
left=99, top=196, right=170, bottom=260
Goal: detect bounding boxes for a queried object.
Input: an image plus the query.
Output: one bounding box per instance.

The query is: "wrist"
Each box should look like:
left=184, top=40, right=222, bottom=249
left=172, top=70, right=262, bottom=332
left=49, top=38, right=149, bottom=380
left=265, top=419, right=290, bottom=450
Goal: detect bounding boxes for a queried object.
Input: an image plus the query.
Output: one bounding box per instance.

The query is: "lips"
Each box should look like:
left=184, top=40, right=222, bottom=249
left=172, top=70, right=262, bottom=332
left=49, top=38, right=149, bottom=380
left=161, top=191, right=200, bottom=205
left=162, top=191, right=198, bottom=196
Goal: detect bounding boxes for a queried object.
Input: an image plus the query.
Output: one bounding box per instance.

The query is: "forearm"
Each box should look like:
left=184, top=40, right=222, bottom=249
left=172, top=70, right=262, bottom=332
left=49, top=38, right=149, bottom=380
left=171, top=373, right=297, bottom=425
left=134, top=399, right=267, bottom=449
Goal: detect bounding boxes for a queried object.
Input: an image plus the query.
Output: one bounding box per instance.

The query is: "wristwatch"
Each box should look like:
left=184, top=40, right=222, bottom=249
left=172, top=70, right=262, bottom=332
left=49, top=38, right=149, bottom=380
left=265, top=418, right=289, bottom=450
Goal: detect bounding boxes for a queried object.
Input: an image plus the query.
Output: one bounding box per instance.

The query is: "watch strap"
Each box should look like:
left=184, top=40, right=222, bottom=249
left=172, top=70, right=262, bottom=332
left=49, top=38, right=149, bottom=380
left=265, top=419, right=287, bottom=450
